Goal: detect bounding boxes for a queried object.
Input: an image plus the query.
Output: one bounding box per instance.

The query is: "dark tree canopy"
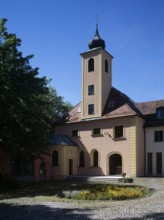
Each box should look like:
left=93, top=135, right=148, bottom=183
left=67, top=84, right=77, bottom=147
left=0, top=18, right=69, bottom=161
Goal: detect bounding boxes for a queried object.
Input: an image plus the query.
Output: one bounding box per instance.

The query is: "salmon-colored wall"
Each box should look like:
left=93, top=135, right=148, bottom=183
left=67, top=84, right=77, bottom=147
left=56, top=116, right=135, bottom=177
left=34, top=145, right=79, bottom=182
left=34, top=155, right=50, bottom=182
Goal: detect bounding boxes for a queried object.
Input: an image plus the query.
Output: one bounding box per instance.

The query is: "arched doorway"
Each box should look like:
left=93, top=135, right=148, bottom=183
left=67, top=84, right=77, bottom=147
left=40, top=162, right=47, bottom=181
left=109, top=154, right=122, bottom=175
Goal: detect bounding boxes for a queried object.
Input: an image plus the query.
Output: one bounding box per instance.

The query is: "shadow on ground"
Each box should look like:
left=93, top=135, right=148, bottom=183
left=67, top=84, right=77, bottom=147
left=0, top=202, right=164, bottom=220
left=0, top=202, right=92, bottom=220
left=0, top=181, right=83, bottom=200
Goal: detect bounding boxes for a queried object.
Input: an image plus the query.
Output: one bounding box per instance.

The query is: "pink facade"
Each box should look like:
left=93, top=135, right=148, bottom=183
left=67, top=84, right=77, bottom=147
left=34, top=155, right=50, bottom=182
left=55, top=115, right=145, bottom=178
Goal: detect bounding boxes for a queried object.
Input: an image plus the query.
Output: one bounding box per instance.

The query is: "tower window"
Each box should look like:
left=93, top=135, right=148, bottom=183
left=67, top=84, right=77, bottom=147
left=88, top=58, right=94, bottom=72
left=88, top=85, right=94, bottom=95
left=88, top=104, right=94, bottom=114
left=105, top=59, right=108, bottom=73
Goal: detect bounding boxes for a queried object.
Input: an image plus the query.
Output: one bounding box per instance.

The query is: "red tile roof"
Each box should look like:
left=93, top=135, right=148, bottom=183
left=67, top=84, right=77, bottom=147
left=65, top=88, right=164, bottom=123
left=136, top=100, right=164, bottom=115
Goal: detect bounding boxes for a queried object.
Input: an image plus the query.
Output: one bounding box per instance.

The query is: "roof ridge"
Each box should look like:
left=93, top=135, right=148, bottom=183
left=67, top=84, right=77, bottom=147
left=137, top=99, right=164, bottom=105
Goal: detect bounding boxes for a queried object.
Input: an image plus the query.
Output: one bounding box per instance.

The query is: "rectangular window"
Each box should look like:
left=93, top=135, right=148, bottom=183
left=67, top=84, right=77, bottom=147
left=156, top=152, right=162, bottom=175
left=154, top=130, right=163, bottom=142
left=88, top=85, right=94, bottom=95
left=156, top=107, right=164, bottom=119
left=147, top=153, right=153, bottom=175
left=72, top=130, right=78, bottom=137
left=92, top=128, right=101, bottom=135
left=105, top=59, right=108, bottom=73
left=114, top=126, right=123, bottom=138
left=88, top=104, right=94, bottom=115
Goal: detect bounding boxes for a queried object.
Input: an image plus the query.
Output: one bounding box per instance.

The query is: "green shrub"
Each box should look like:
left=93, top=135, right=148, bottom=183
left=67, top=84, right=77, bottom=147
left=0, top=173, right=20, bottom=192
left=118, top=178, right=134, bottom=183
left=71, top=184, right=149, bottom=200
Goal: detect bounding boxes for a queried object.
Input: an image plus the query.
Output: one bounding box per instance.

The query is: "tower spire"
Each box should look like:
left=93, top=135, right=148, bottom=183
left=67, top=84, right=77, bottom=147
left=96, top=14, right=98, bottom=28
left=88, top=22, right=106, bottom=50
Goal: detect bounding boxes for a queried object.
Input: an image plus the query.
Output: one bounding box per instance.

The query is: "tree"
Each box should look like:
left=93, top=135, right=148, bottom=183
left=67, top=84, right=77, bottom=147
left=0, top=18, right=69, bottom=167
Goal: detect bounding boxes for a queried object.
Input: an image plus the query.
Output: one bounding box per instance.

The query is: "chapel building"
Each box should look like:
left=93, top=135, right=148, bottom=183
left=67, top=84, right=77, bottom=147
left=33, top=25, right=164, bottom=182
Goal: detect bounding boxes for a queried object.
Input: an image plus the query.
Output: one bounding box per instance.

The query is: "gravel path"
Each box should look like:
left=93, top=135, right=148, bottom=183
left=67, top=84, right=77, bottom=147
left=1, top=178, right=164, bottom=219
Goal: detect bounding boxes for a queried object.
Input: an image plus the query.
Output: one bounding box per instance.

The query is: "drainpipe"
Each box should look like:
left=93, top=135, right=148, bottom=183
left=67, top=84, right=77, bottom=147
left=144, top=125, right=146, bottom=176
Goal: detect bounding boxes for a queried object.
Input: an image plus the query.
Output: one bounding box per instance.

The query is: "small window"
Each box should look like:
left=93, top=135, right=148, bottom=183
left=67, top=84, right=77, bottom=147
left=156, top=107, right=164, bottom=119
left=52, top=150, right=58, bottom=166
left=88, top=85, right=94, bottom=95
left=88, top=58, right=94, bottom=72
left=114, top=126, right=123, bottom=138
left=79, top=151, right=85, bottom=167
left=154, top=130, right=163, bottom=142
left=92, top=128, right=101, bottom=135
left=105, top=59, right=108, bottom=73
left=72, top=130, right=78, bottom=137
left=88, top=104, right=94, bottom=115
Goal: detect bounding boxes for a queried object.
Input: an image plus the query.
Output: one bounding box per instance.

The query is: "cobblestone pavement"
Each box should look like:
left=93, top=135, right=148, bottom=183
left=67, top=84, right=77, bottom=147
left=1, top=178, right=164, bottom=219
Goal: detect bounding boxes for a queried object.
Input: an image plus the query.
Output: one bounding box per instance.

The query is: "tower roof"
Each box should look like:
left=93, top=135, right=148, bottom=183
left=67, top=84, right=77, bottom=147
left=88, top=24, right=106, bottom=50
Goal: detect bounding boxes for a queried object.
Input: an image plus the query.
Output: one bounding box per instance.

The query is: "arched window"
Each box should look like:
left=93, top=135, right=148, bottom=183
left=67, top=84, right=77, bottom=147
left=93, top=151, right=98, bottom=167
left=52, top=150, right=58, bottom=166
left=88, top=58, right=94, bottom=72
left=91, top=150, right=98, bottom=167
left=79, top=151, right=85, bottom=167
left=105, top=59, right=108, bottom=73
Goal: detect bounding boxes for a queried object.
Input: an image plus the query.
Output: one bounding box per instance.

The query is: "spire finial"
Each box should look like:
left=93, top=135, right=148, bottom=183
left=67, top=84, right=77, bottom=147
left=96, top=14, right=98, bottom=33
left=88, top=18, right=106, bottom=50
left=96, top=14, right=98, bottom=27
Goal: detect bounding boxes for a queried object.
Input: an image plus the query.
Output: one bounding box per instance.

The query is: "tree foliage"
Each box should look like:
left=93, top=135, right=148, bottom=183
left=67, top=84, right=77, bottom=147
left=0, top=18, right=69, bottom=161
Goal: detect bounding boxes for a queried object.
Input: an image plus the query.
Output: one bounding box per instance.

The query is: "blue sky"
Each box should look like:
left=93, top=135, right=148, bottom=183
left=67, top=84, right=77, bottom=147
left=1, top=0, right=164, bottom=105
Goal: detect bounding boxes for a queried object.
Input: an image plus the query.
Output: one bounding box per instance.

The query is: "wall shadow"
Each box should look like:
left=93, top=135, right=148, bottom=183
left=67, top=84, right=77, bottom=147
left=72, top=136, right=105, bottom=176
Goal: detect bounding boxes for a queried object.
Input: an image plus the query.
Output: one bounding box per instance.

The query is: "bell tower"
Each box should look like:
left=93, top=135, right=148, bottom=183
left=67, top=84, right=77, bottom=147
left=81, top=25, right=113, bottom=119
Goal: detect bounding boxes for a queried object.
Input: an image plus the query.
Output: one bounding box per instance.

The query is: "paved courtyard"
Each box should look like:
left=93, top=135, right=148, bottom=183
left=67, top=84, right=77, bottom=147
left=0, top=178, right=164, bottom=219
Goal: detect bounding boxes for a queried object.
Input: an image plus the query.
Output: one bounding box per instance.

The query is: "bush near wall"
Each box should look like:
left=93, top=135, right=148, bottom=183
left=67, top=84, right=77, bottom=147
left=0, top=173, right=20, bottom=191
left=71, top=184, right=150, bottom=200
